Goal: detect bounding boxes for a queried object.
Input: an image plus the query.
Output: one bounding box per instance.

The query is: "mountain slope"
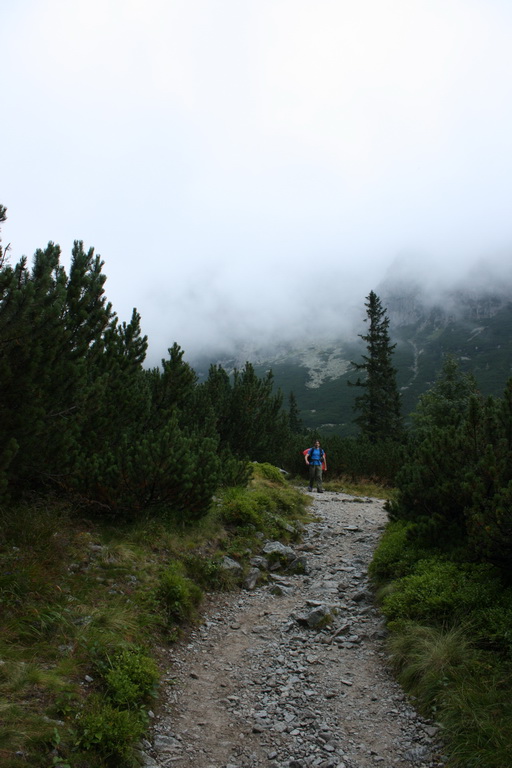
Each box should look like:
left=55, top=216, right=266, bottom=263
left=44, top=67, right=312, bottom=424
left=191, top=286, right=512, bottom=435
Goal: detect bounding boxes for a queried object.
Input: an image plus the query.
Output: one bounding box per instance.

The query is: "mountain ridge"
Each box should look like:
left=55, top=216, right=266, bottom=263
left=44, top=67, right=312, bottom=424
left=190, top=281, right=512, bottom=435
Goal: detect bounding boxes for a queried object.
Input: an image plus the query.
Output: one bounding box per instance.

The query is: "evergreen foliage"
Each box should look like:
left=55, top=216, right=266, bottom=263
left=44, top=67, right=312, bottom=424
left=201, top=362, right=290, bottom=467
left=390, top=355, right=512, bottom=571
left=373, top=358, right=512, bottom=767
left=349, top=290, right=403, bottom=442
left=288, top=391, right=303, bottom=434
left=0, top=207, right=292, bottom=519
left=391, top=356, right=480, bottom=537
left=284, top=432, right=403, bottom=485
left=462, top=384, right=512, bottom=570
left=0, top=238, right=113, bottom=497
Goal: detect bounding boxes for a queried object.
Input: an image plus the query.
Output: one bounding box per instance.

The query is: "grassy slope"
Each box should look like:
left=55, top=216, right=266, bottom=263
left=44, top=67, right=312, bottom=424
left=0, top=465, right=310, bottom=768
left=370, top=520, right=512, bottom=768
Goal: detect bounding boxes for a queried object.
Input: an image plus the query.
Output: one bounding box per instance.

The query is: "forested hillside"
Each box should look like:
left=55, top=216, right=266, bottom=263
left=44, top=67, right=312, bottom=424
left=191, top=280, right=512, bottom=435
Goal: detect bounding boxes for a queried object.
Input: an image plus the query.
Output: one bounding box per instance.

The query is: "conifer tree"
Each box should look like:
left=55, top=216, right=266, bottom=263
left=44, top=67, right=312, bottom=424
left=199, top=364, right=251, bottom=486
left=0, top=240, right=76, bottom=493
left=1, top=206, right=298, bottom=516
left=288, top=391, right=303, bottom=434
left=202, top=364, right=232, bottom=435
left=72, top=307, right=150, bottom=500
left=462, top=384, right=512, bottom=569
left=0, top=229, right=128, bottom=501
left=70, top=338, right=222, bottom=518
left=0, top=204, right=7, bottom=264
left=389, top=356, right=481, bottom=541
left=228, top=363, right=289, bottom=464
left=412, top=354, right=477, bottom=435
left=149, top=342, right=198, bottom=424
left=349, top=291, right=402, bottom=442
left=390, top=357, right=512, bottom=569
left=202, top=362, right=289, bottom=466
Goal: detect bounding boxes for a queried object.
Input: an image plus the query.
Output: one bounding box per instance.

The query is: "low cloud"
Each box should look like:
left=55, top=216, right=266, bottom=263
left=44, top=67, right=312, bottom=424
left=3, top=1, right=512, bottom=366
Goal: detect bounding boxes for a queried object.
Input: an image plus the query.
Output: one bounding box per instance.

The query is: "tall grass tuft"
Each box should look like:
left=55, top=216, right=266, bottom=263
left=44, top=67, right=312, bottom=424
left=389, top=621, right=512, bottom=767
left=387, top=622, right=480, bottom=711
left=441, top=668, right=512, bottom=768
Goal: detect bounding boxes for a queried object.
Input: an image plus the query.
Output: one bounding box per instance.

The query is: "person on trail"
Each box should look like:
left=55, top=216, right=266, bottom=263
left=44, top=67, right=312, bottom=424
left=304, top=440, right=327, bottom=493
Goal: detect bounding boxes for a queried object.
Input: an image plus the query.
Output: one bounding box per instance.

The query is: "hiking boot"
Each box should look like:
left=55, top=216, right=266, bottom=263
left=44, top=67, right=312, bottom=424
left=317, top=489, right=324, bottom=493
left=307, top=486, right=313, bottom=492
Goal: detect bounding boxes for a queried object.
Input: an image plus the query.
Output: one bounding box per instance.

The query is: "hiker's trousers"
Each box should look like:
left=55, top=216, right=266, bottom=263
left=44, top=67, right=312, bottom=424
left=309, top=464, right=323, bottom=491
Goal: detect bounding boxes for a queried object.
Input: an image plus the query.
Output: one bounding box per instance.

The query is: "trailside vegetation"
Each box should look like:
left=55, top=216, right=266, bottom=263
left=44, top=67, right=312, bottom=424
left=0, top=463, right=309, bottom=768
left=0, top=207, right=311, bottom=766
left=202, top=362, right=290, bottom=468
left=370, top=356, right=512, bottom=767
left=0, top=209, right=295, bottom=518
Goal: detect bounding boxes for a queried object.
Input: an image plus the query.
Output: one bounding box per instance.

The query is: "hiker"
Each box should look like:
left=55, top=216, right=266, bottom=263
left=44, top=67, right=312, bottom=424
left=304, top=440, right=327, bottom=493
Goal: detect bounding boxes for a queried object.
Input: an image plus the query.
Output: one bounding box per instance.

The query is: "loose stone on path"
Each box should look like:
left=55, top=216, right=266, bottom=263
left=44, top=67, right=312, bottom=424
left=142, top=491, right=445, bottom=768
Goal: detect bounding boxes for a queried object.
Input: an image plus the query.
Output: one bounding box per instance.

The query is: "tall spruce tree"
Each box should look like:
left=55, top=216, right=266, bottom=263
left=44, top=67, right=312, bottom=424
left=288, top=391, right=303, bottom=434
left=349, top=290, right=402, bottom=442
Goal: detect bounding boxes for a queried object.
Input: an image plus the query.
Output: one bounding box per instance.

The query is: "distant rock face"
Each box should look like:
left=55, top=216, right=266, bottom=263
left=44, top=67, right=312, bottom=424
left=194, top=341, right=356, bottom=390
left=383, top=286, right=511, bottom=329
left=236, top=346, right=353, bottom=390
left=298, top=348, right=352, bottom=389
left=191, top=280, right=512, bottom=434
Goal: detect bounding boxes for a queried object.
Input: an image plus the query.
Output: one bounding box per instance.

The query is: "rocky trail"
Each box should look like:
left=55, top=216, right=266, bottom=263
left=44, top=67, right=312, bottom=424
left=141, top=491, right=446, bottom=768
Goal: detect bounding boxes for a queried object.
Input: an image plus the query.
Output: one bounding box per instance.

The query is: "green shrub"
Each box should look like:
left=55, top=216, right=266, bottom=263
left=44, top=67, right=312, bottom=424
left=471, top=594, right=512, bottom=656
left=156, top=562, right=202, bottom=624
left=257, top=486, right=302, bottom=518
left=103, top=647, right=158, bottom=707
left=218, top=483, right=304, bottom=560
left=182, top=553, right=224, bottom=589
left=252, top=462, right=287, bottom=485
left=326, top=435, right=404, bottom=484
left=369, top=520, right=435, bottom=584
left=381, top=560, right=503, bottom=625
left=219, top=487, right=262, bottom=528
left=217, top=475, right=306, bottom=543
left=74, top=696, right=146, bottom=763
left=284, top=434, right=403, bottom=484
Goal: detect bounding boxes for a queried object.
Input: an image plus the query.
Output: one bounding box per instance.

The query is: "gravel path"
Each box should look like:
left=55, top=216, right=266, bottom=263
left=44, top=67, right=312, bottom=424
left=141, top=491, right=446, bottom=768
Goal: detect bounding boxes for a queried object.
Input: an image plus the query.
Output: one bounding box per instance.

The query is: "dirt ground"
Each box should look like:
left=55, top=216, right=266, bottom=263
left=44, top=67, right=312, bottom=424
left=141, top=490, right=446, bottom=768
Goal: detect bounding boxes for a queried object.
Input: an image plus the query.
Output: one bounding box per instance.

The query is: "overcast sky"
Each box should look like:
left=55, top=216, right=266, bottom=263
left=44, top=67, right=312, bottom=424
left=3, top=0, right=512, bottom=364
